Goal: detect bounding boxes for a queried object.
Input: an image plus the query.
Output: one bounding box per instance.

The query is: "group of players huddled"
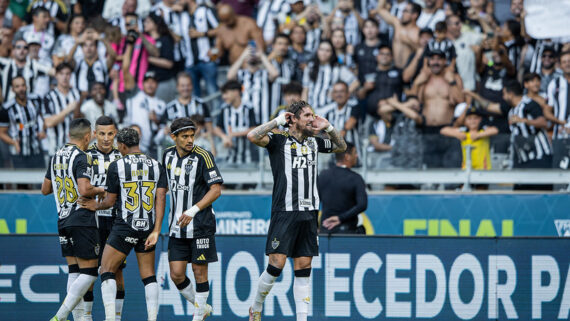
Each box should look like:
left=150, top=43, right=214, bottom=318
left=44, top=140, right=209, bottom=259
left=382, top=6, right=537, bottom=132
left=43, top=99, right=346, bottom=321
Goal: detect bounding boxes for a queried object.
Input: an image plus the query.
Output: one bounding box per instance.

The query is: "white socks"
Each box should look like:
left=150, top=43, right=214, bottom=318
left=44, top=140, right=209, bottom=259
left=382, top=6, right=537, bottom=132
left=101, top=273, right=117, bottom=321
left=252, top=268, right=280, bottom=312
left=176, top=277, right=196, bottom=304
left=67, top=267, right=83, bottom=321
left=193, top=290, right=209, bottom=321
left=143, top=276, right=158, bottom=321
left=294, top=276, right=310, bottom=321
left=56, top=271, right=97, bottom=321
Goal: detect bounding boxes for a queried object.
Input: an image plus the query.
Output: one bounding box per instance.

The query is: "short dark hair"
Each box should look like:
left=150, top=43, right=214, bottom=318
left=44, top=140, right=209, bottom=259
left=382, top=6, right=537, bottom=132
left=503, top=79, right=523, bottom=96
left=560, top=50, right=570, bottom=59
left=363, top=18, right=379, bottom=28
left=69, top=118, right=92, bottom=139
left=287, top=100, right=312, bottom=118
left=435, top=21, right=447, bottom=33
left=89, top=81, right=106, bottom=93
left=505, top=19, right=521, bottom=38
left=56, top=62, right=74, bottom=74
left=333, top=81, right=349, bottom=90
left=523, top=72, right=541, bottom=83
left=419, top=27, right=434, bottom=37
left=95, top=115, right=117, bottom=128
left=409, top=1, right=422, bottom=16
left=11, top=75, right=26, bottom=86
left=378, top=44, right=392, bottom=53
left=273, top=33, right=290, bottom=44
left=221, top=80, right=242, bottom=93
left=170, top=117, right=196, bottom=136
left=282, top=81, right=303, bottom=95
left=190, top=114, right=205, bottom=127
left=117, top=128, right=139, bottom=147
left=176, top=72, right=192, bottom=84
left=32, top=7, right=49, bottom=17
left=335, top=142, right=355, bottom=162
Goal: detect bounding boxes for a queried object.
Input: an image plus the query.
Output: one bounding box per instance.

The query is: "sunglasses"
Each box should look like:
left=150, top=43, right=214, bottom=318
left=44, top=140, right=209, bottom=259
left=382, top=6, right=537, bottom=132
left=15, top=45, right=28, bottom=50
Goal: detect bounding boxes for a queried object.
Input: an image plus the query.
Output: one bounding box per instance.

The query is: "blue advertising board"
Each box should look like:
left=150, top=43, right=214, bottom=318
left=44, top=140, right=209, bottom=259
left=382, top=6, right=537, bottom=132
left=1, top=235, right=569, bottom=320
left=1, top=193, right=569, bottom=236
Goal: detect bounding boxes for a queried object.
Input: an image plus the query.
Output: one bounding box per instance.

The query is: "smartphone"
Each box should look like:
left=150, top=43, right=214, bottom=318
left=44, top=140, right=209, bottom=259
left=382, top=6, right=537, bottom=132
left=248, top=40, right=256, bottom=48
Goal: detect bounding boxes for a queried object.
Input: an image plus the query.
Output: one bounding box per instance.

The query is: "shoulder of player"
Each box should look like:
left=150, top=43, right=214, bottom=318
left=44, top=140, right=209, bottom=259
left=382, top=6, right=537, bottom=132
left=192, top=146, right=215, bottom=167
left=162, top=145, right=177, bottom=158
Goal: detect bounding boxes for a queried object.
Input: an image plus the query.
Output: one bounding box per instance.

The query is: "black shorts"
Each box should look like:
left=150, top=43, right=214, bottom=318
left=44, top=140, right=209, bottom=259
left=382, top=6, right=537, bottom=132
left=265, top=210, right=318, bottom=258
left=58, top=226, right=101, bottom=260
left=98, top=216, right=126, bottom=269
left=106, top=222, right=155, bottom=255
left=168, top=235, right=218, bottom=264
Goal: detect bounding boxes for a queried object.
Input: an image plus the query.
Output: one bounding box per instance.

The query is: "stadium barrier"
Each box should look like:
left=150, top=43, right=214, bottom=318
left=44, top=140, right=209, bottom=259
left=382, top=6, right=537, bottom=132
left=1, top=193, right=569, bottom=237
left=0, top=235, right=569, bottom=320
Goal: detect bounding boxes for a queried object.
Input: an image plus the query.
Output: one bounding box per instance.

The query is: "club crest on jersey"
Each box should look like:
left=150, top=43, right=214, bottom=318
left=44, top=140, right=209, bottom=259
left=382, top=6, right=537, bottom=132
left=271, top=238, right=280, bottom=249
left=185, top=162, right=194, bottom=174
left=94, top=244, right=100, bottom=255
left=306, top=140, right=316, bottom=151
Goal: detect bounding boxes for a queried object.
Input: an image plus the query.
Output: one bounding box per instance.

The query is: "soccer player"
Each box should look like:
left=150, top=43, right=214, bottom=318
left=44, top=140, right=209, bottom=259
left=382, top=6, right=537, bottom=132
left=42, top=118, right=106, bottom=321
left=162, top=117, right=223, bottom=321
left=246, top=100, right=347, bottom=321
left=79, top=128, right=168, bottom=321
left=83, top=116, right=124, bottom=321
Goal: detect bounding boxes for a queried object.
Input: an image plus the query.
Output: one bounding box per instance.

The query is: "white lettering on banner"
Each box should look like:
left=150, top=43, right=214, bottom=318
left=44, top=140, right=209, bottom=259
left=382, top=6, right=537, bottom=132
left=449, top=254, right=484, bottom=319
left=386, top=254, right=412, bottom=317
left=20, top=265, right=61, bottom=302
left=0, top=265, right=16, bottom=303
left=416, top=255, right=446, bottom=318
left=532, top=255, right=560, bottom=319
left=263, top=256, right=294, bottom=316
left=488, top=256, right=518, bottom=319
left=353, top=253, right=383, bottom=318
left=325, top=253, right=350, bottom=317
left=226, top=251, right=259, bottom=317
left=216, top=219, right=270, bottom=235
left=559, top=267, right=570, bottom=319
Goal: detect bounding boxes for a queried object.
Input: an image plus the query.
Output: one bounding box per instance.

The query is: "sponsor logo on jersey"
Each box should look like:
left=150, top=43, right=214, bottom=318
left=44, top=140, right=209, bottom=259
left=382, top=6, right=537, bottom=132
left=59, top=236, right=68, bottom=245
left=209, top=171, right=217, bottom=178
left=125, top=236, right=138, bottom=244
left=133, top=219, right=149, bottom=230
left=299, top=199, right=312, bottom=207
left=196, top=238, right=210, bottom=249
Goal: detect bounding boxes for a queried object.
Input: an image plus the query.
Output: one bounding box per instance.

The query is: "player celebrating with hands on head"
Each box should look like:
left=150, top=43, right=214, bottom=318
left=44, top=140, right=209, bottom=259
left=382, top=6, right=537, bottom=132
left=246, top=100, right=346, bottom=321
left=162, top=117, right=224, bottom=321
left=79, top=128, right=168, bottom=321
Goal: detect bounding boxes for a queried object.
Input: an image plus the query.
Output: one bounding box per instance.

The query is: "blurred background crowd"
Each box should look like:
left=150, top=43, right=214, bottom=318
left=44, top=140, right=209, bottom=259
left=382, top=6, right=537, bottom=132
left=0, top=0, right=569, bottom=190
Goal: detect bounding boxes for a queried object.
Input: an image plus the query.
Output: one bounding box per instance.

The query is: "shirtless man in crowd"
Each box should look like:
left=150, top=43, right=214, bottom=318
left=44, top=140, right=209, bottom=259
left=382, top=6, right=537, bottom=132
left=374, top=0, right=420, bottom=69
left=412, top=50, right=464, bottom=168
left=214, top=4, right=265, bottom=65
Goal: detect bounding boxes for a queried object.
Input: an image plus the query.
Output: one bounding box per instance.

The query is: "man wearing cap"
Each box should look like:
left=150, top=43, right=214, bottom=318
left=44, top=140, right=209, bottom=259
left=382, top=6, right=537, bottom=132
left=124, top=71, right=166, bottom=157
left=539, top=46, right=563, bottom=95
left=412, top=49, right=464, bottom=169
left=15, top=7, right=55, bottom=62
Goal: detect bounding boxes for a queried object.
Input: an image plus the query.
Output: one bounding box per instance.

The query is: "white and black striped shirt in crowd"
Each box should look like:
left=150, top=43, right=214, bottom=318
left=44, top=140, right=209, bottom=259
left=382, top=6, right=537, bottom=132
left=42, top=88, right=81, bottom=155
left=322, top=99, right=361, bottom=155
left=509, top=96, right=552, bottom=163
left=125, top=91, right=166, bottom=153
left=264, top=132, right=334, bottom=212
left=0, top=95, right=43, bottom=156
left=28, top=0, right=68, bottom=22
left=257, top=0, right=289, bottom=43
left=45, top=143, right=94, bottom=227
left=529, top=40, right=562, bottom=74
left=334, top=11, right=361, bottom=46
left=162, top=97, right=212, bottom=124
left=216, top=103, right=258, bottom=164
left=504, top=39, right=522, bottom=71
left=182, top=4, right=218, bottom=67
left=151, top=2, right=188, bottom=63
left=86, top=144, right=122, bottom=218
left=108, top=15, right=143, bottom=35
left=238, top=68, right=271, bottom=124
left=305, top=28, right=321, bottom=53
left=426, top=39, right=456, bottom=65
left=162, top=145, right=223, bottom=239
left=547, top=75, right=570, bottom=140
left=270, top=57, right=295, bottom=116
left=302, top=62, right=356, bottom=109
left=106, top=153, right=167, bottom=232
left=0, top=57, right=51, bottom=102
left=71, top=59, right=108, bottom=93
left=354, top=0, right=377, bottom=18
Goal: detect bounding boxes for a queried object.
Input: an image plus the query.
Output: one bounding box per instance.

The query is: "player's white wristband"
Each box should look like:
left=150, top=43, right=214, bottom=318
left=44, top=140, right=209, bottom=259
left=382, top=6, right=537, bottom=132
left=275, top=113, right=287, bottom=126
left=324, top=124, right=334, bottom=133
left=183, top=205, right=200, bottom=218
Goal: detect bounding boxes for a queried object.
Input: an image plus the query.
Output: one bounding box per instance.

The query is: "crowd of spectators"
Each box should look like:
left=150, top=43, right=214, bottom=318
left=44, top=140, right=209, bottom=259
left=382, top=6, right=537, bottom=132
left=0, top=0, right=570, bottom=187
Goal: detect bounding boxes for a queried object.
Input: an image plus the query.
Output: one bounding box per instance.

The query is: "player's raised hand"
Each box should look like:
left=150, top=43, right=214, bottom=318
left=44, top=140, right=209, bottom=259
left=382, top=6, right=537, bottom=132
left=145, top=231, right=159, bottom=250
left=311, top=114, right=331, bottom=132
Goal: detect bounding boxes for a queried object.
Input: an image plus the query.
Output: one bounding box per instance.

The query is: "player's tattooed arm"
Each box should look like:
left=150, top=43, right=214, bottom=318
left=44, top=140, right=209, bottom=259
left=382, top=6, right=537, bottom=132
left=327, top=127, right=347, bottom=153
left=247, top=112, right=292, bottom=147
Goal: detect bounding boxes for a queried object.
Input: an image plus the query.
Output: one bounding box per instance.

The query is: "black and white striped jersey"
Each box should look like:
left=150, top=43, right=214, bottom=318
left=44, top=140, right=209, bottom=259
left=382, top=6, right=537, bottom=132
left=0, top=95, right=43, bottom=156
left=182, top=4, right=219, bottom=66
left=305, top=28, right=321, bottom=53
left=0, top=58, right=51, bottom=102
left=151, top=2, right=188, bottom=63
left=238, top=68, right=271, bottom=124
left=426, top=39, right=456, bottom=65
left=162, top=97, right=212, bottom=124
left=505, top=96, right=552, bottom=164
left=547, top=76, right=570, bottom=140
left=504, top=39, right=523, bottom=71
left=270, top=57, right=296, bottom=118
left=257, top=0, right=288, bottom=43
left=45, top=143, right=95, bottom=228
left=323, top=99, right=361, bottom=155
left=42, top=88, right=81, bottom=155
left=17, top=25, right=56, bottom=62
left=216, top=103, right=258, bottom=164
left=28, top=0, right=69, bottom=22
left=106, top=153, right=168, bottom=232
left=302, top=63, right=356, bottom=109
left=334, top=11, right=361, bottom=46
left=71, top=58, right=108, bottom=93
left=265, top=132, right=334, bottom=212
left=86, top=144, right=122, bottom=218
left=162, top=145, right=223, bottom=238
